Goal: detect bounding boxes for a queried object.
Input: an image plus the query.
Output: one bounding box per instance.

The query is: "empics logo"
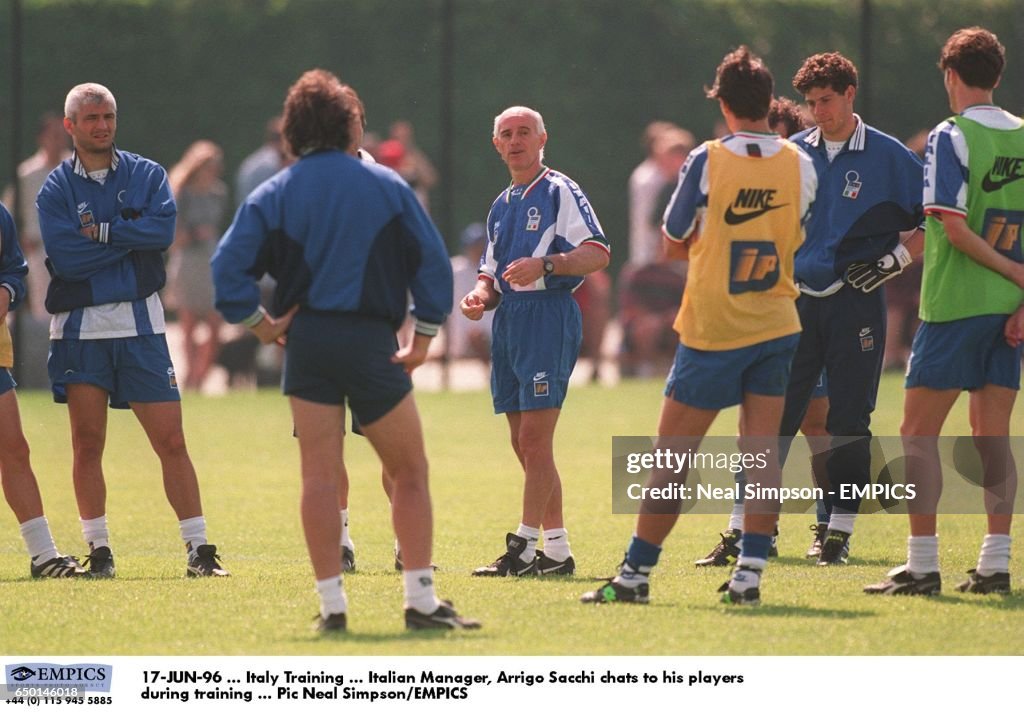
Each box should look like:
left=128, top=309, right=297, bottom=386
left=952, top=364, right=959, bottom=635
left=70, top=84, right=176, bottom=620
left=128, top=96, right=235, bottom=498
left=729, top=241, right=780, bottom=294
left=724, top=188, right=788, bottom=225
left=9, top=667, right=35, bottom=682
left=981, top=156, right=1024, bottom=192
left=4, top=663, right=112, bottom=693
left=981, top=208, right=1023, bottom=260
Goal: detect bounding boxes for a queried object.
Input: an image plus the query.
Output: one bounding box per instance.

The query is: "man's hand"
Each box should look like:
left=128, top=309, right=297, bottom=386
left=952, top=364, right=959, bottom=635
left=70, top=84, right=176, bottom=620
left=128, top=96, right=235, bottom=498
left=1005, top=304, right=1024, bottom=348
left=844, top=243, right=912, bottom=293
left=460, top=291, right=488, bottom=321
left=502, top=256, right=544, bottom=286
left=250, top=304, right=299, bottom=345
left=392, top=333, right=432, bottom=374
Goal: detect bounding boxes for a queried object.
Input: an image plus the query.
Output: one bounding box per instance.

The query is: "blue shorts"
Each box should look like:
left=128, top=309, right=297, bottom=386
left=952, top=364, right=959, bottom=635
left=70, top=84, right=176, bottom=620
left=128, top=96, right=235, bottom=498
left=665, top=332, right=801, bottom=410
left=48, top=335, right=180, bottom=409
left=905, top=315, right=1022, bottom=391
left=0, top=368, right=15, bottom=396
left=283, top=311, right=411, bottom=426
left=491, top=290, right=582, bottom=414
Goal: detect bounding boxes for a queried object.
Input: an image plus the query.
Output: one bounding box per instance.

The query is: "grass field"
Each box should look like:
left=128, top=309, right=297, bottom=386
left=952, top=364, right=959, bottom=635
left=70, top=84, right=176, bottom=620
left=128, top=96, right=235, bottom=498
left=1, top=374, right=1021, bottom=655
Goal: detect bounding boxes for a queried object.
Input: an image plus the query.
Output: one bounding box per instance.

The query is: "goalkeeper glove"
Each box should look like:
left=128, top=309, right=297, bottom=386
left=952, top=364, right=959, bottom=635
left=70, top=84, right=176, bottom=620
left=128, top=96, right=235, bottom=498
left=844, top=243, right=912, bottom=293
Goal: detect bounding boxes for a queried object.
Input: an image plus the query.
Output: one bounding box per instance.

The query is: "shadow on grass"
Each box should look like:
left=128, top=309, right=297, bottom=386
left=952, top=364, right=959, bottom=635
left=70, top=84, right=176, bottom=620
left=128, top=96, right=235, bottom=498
left=934, top=591, right=1024, bottom=610
left=714, top=604, right=876, bottom=619
left=288, top=630, right=492, bottom=645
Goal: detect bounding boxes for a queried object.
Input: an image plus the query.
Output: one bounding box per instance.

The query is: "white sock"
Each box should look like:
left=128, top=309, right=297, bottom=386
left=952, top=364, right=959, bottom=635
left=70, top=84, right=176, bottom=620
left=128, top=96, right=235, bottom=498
left=179, top=516, right=207, bottom=554
left=515, top=524, right=540, bottom=564
left=81, top=515, right=109, bottom=551
left=340, top=509, right=354, bottom=550
left=613, top=560, right=650, bottom=588
left=907, top=535, right=939, bottom=575
left=403, top=567, right=442, bottom=614
left=542, top=528, right=571, bottom=561
left=727, top=502, right=745, bottom=533
left=21, top=516, right=59, bottom=563
left=976, top=534, right=1011, bottom=576
left=828, top=512, right=856, bottom=535
left=315, top=576, right=347, bottom=618
left=730, top=562, right=763, bottom=593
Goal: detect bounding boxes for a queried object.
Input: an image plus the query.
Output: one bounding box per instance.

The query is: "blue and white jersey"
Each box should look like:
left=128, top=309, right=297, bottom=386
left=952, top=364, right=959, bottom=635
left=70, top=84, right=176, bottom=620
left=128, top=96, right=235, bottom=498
left=213, top=148, right=452, bottom=336
left=923, top=105, right=1024, bottom=218
left=790, top=117, right=924, bottom=292
left=662, top=132, right=817, bottom=241
left=37, top=149, right=174, bottom=340
left=481, top=167, right=608, bottom=293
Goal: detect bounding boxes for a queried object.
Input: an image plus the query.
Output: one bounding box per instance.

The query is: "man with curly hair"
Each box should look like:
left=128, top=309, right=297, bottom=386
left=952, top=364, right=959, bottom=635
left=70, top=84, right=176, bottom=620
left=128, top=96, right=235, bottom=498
left=213, top=69, right=479, bottom=632
left=866, top=27, right=1024, bottom=596
left=780, top=53, right=925, bottom=565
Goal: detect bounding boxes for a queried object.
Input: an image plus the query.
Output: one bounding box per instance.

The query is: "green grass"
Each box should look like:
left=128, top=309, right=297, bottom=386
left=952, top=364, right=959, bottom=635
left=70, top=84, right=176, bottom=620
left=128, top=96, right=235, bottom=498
left=1, top=375, right=1021, bottom=655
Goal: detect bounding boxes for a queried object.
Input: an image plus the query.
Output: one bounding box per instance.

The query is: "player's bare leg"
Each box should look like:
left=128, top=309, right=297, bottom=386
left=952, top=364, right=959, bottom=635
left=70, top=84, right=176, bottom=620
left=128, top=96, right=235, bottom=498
left=0, top=390, right=44, bottom=522
left=290, top=396, right=346, bottom=624
left=132, top=399, right=225, bottom=576
left=2, top=389, right=84, bottom=577
left=581, top=397, right=716, bottom=604
left=864, top=386, right=958, bottom=596
left=957, top=385, right=1017, bottom=593
left=131, top=401, right=203, bottom=520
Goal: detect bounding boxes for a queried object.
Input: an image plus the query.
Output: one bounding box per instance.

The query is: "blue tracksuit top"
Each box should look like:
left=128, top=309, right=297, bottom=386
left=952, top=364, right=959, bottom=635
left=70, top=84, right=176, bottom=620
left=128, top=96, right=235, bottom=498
left=37, top=149, right=175, bottom=313
left=0, top=204, right=27, bottom=309
left=791, top=120, right=923, bottom=291
left=212, top=149, right=452, bottom=334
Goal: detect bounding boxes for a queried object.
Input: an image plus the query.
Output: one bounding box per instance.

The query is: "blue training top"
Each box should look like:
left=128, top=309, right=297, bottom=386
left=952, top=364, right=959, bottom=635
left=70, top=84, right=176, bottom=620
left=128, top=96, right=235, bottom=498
left=212, top=149, right=452, bottom=335
left=790, top=118, right=924, bottom=292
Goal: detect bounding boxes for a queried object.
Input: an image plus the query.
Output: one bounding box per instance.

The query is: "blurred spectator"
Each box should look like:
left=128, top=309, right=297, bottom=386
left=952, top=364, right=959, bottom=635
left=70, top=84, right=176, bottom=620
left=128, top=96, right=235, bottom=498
left=235, top=116, right=288, bottom=205
left=2, top=113, right=71, bottom=320
left=620, top=125, right=694, bottom=377
left=168, top=140, right=229, bottom=390
left=628, top=121, right=675, bottom=268
left=445, top=222, right=492, bottom=363
left=574, top=267, right=612, bottom=382
left=388, top=120, right=438, bottom=212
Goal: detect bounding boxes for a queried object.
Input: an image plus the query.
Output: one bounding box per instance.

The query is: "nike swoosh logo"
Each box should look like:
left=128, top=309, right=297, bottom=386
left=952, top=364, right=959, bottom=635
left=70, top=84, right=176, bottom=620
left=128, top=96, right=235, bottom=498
left=533, top=372, right=548, bottom=381
left=981, top=171, right=1024, bottom=192
left=724, top=203, right=788, bottom=225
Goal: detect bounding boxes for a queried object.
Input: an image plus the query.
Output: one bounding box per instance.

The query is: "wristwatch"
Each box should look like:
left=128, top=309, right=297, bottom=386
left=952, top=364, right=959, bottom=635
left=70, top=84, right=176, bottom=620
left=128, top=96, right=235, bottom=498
left=542, top=257, right=555, bottom=276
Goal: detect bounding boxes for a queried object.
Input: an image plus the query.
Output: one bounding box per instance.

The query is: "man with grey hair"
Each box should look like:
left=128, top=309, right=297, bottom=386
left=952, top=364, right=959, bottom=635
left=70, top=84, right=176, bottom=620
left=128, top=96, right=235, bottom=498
left=36, top=82, right=229, bottom=579
left=461, top=105, right=610, bottom=576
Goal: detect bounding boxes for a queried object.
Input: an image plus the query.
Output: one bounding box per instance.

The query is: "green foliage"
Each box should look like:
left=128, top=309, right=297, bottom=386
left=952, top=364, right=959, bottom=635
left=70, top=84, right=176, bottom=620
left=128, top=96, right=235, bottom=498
left=1, top=1, right=1022, bottom=267
left=2, top=377, right=1020, bottom=655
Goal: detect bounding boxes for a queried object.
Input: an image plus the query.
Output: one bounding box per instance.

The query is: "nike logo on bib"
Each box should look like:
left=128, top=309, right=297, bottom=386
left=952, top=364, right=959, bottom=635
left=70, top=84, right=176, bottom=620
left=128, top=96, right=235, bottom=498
left=981, top=156, right=1024, bottom=192
left=724, top=203, right=786, bottom=225
left=724, top=187, right=788, bottom=225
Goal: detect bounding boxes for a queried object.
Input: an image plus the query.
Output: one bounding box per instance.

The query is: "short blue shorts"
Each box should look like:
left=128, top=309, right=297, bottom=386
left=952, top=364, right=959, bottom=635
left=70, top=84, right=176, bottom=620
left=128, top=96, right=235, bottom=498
left=905, top=315, right=1022, bottom=391
left=283, top=311, right=411, bottom=426
left=48, top=335, right=180, bottom=409
left=665, top=332, right=801, bottom=410
left=0, top=367, right=15, bottom=396
left=491, top=290, right=582, bottom=414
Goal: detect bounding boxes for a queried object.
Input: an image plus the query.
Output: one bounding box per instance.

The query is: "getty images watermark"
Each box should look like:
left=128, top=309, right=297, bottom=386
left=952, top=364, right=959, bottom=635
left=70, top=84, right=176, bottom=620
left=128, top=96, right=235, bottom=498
left=611, top=435, right=1023, bottom=515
